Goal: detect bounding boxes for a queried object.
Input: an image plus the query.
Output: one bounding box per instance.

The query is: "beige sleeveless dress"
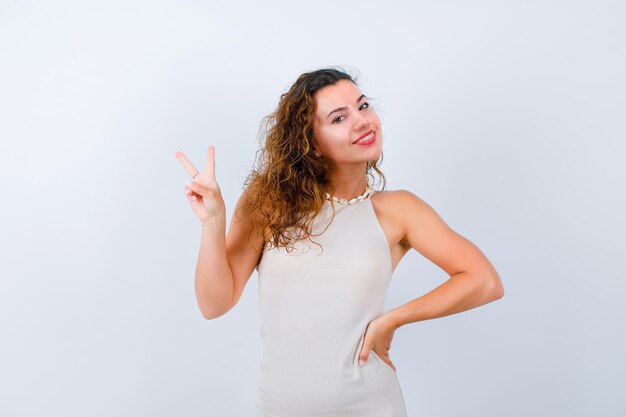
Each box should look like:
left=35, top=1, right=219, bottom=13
left=255, top=192, right=408, bottom=417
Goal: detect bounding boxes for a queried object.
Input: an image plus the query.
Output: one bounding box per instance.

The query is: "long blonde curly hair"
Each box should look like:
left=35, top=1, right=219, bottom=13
left=242, top=67, right=387, bottom=254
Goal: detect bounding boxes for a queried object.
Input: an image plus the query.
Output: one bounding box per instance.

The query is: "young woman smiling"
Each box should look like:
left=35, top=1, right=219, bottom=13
left=175, top=67, right=504, bottom=417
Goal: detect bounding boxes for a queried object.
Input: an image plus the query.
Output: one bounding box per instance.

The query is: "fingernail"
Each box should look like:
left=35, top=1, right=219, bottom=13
left=359, top=359, right=365, bottom=367
left=191, top=196, right=196, bottom=200
left=185, top=180, right=191, bottom=187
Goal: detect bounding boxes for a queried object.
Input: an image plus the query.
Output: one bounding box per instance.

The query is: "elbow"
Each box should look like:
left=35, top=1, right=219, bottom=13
left=486, top=275, right=505, bottom=300
left=201, top=308, right=228, bottom=320
left=197, top=291, right=235, bottom=320
left=491, top=285, right=505, bottom=300
left=201, top=310, right=221, bottom=320
left=199, top=301, right=233, bottom=320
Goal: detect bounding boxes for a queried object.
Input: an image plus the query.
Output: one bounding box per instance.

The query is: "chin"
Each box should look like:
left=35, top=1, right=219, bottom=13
left=369, top=145, right=383, bottom=158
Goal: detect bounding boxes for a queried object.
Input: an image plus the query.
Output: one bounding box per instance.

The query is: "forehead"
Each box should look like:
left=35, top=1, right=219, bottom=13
left=314, top=80, right=363, bottom=112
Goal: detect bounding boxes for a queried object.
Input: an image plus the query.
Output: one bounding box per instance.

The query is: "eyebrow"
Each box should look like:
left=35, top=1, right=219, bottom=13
left=326, top=94, right=367, bottom=119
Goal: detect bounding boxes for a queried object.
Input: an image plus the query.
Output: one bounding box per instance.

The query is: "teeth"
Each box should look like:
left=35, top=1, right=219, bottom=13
left=356, top=132, right=374, bottom=143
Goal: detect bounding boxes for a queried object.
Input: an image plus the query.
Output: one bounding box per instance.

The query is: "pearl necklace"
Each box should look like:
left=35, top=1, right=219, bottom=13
left=325, top=181, right=375, bottom=206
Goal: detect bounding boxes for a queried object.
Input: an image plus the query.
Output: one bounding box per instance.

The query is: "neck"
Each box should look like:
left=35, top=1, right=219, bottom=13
left=327, top=174, right=369, bottom=200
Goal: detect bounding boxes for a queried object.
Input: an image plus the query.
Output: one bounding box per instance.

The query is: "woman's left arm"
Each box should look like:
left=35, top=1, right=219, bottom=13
left=386, top=190, right=505, bottom=330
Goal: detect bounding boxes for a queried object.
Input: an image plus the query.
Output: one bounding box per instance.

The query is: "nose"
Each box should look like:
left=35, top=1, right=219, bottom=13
left=353, top=109, right=372, bottom=131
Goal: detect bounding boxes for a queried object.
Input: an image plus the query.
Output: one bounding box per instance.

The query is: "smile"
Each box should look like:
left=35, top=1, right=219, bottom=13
left=354, top=131, right=376, bottom=145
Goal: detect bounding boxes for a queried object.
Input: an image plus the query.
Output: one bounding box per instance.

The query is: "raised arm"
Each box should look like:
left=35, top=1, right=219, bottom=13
left=176, top=147, right=265, bottom=319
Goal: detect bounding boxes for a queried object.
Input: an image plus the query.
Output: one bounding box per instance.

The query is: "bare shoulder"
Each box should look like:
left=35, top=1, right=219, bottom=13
left=371, top=188, right=427, bottom=209
left=369, top=189, right=422, bottom=251
left=377, top=189, right=495, bottom=278
left=372, top=189, right=452, bottom=249
left=371, top=188, right=434, bottom=220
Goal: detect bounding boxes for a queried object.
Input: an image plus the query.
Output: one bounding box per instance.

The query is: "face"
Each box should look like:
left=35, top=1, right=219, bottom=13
left=312, top=79, right=382, bottom=168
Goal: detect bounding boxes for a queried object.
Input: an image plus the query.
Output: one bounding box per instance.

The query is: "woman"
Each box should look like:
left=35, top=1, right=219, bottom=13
left=175, top=67, right=504, bottom=417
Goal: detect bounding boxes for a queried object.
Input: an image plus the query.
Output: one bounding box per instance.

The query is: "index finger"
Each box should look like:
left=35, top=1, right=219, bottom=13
left=174, top=150, right=200, bottom=178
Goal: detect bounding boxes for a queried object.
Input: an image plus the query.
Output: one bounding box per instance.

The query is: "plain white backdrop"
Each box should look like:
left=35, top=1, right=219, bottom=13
left=1, top=1, right=624, bottom=416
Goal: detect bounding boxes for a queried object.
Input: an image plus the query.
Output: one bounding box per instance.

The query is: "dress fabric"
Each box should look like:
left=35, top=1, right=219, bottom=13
left=255, top=193, right=408, bottom=417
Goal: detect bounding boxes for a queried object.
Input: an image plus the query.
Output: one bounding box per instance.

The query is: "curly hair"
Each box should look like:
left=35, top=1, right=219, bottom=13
left=242, top=66, right=387, bottom=254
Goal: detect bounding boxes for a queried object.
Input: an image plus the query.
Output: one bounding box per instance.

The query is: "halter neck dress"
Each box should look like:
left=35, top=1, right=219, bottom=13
left=255, top=191, right=408, bottom=417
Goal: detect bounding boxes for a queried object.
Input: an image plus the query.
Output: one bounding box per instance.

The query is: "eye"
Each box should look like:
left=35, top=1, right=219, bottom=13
left=332, top=102, right=370, bottom=124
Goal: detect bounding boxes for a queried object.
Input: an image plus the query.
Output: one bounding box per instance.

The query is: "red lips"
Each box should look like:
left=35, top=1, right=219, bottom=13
left=353, top=129, right=375, bottom=144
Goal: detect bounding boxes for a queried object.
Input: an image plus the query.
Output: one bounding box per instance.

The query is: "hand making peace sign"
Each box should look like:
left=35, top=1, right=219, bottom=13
left=175, top=146, right=226, bottom=224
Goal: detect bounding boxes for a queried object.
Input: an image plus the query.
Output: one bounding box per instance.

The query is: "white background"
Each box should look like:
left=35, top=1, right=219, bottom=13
left=1, top=1, right=624, bottom=416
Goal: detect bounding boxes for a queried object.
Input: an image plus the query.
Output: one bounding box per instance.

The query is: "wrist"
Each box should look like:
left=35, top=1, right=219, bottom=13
left=384, top=308, right=405, bottom=331
left=200, top=215, right=225, bottom=231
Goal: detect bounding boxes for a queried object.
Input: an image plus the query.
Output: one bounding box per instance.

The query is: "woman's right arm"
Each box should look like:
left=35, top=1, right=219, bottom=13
left=176, top=147, right=264, bottom=320
left=194, top=189, right=265, bottom=319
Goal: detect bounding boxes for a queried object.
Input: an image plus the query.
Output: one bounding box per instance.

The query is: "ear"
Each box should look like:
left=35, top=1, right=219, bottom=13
left=311, top=139, right=322, bottom=157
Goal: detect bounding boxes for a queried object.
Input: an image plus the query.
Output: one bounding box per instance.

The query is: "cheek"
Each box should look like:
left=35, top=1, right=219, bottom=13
left=316, top=129, right=342, bottom=148
left=313, top=126, right=326, bottom=147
